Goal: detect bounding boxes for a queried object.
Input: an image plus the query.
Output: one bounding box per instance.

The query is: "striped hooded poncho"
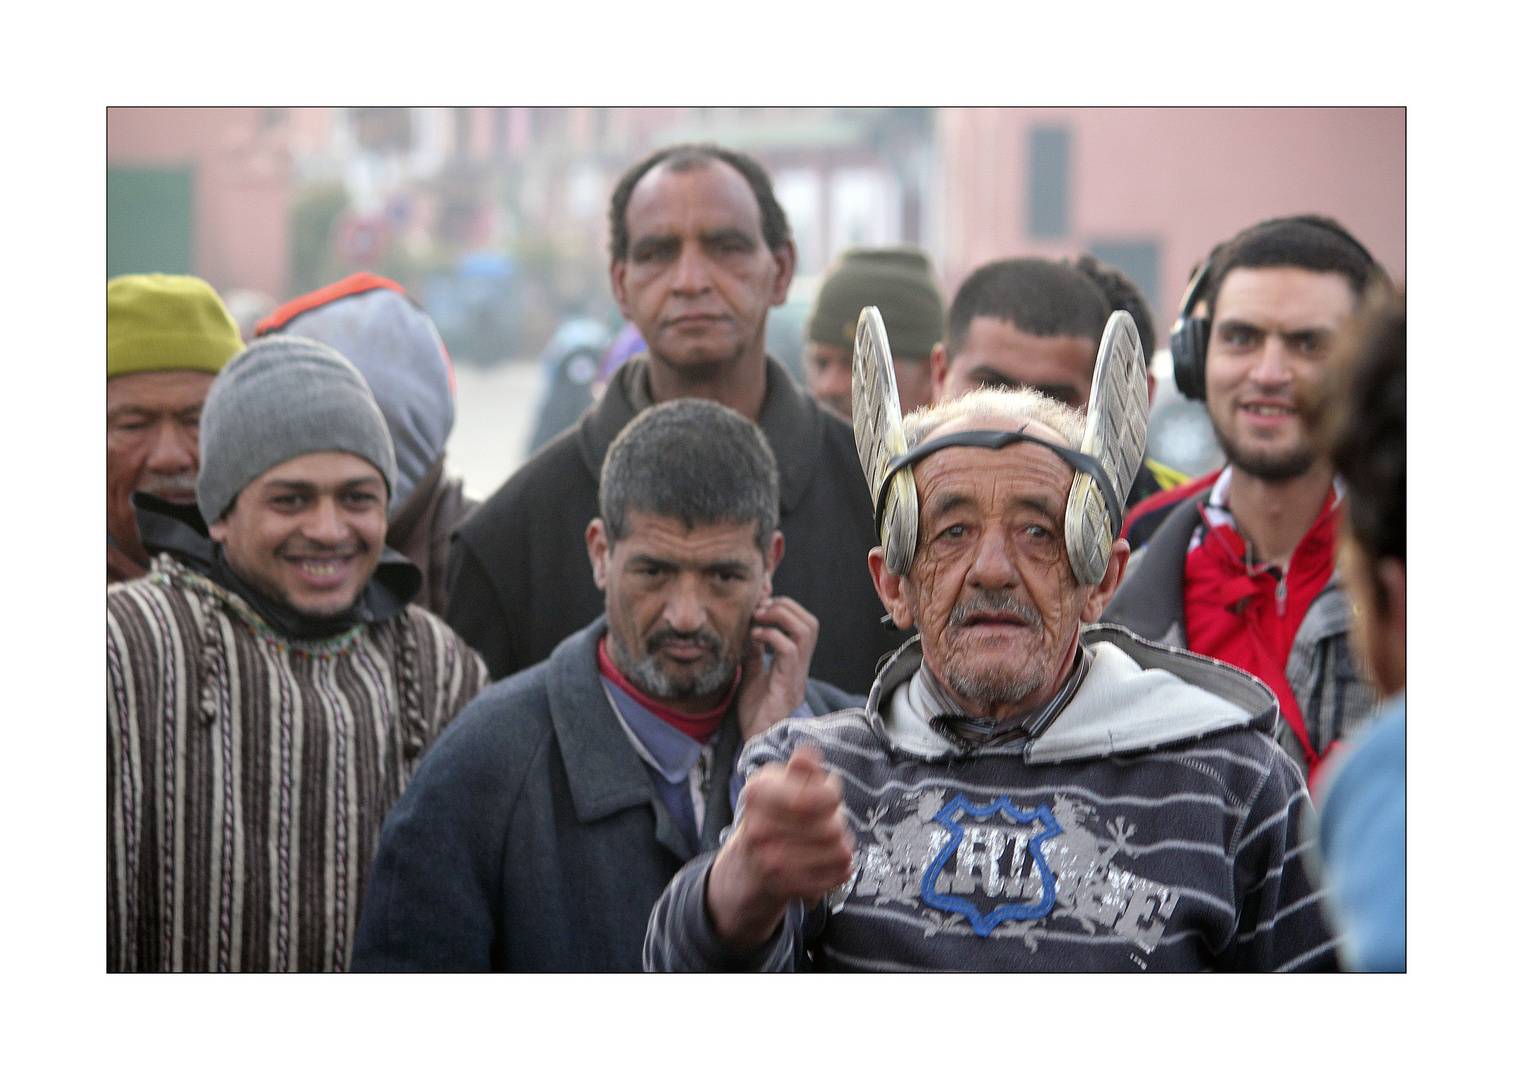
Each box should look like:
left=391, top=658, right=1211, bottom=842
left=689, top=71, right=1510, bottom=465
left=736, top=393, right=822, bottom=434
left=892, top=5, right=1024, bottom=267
left=107, top=554, right=488, bottom=972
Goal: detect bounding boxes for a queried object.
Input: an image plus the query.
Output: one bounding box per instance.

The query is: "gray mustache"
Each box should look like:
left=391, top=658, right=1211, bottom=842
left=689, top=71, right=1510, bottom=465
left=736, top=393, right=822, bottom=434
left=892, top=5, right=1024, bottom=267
left=949, top=590, right=1043, bottom=629
left=645, top=627, right=723, bottom=654
left=139, top=471, right=197, bottom=501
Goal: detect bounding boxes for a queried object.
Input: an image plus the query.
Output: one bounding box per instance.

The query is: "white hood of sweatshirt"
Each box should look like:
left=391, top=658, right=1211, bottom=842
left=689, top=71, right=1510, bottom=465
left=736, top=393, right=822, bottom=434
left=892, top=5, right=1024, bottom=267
left=877, top=623, right=1280, bottom=764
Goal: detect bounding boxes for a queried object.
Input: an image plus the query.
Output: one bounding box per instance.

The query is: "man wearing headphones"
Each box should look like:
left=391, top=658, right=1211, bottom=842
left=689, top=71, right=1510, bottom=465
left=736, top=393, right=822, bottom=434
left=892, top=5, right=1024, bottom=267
left=1104, top=216, right=1385, bottom=787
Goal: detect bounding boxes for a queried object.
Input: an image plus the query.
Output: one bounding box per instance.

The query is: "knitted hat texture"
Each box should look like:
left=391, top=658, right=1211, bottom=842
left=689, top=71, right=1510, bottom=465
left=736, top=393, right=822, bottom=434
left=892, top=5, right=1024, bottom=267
left=806, top=248, right=945, bottom=360
left=196, top=336, right=396, bottom=524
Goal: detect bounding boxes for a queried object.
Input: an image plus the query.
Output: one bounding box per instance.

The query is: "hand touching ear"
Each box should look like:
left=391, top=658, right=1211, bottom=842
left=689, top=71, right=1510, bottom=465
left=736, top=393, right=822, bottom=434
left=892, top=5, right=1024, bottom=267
left=736, top=596, right=819, bottom=741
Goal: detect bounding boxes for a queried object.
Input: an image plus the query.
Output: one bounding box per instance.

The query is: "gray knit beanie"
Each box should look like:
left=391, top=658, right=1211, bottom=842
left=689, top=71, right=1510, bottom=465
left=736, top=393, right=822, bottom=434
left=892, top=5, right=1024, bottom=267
left=196, top=336, right=397, bottom=525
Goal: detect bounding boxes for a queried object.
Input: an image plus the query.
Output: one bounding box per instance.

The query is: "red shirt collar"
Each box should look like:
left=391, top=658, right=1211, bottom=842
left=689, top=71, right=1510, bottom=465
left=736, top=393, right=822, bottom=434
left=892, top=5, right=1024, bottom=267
left=596, top=637, right=738, bottom=744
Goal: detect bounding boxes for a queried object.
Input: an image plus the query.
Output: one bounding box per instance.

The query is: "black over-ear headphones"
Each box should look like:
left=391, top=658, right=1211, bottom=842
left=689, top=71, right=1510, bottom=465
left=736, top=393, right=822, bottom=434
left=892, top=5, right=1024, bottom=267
left=1169, top=216, right=1386, bottom=402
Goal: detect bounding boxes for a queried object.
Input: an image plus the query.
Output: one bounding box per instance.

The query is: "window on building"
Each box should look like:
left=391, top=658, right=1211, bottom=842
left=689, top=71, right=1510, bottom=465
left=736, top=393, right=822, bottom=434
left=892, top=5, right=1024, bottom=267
left=1026, top=126, right=1070, bottom=239
left=108, top=166, right=193, bottom=278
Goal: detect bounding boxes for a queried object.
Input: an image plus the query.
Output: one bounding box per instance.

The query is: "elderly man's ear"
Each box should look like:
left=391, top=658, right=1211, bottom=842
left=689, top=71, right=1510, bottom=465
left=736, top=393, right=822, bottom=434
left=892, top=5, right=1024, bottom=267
left=1081, top=538, right=1130, bottom=623
left=867, top=548, right=915, bottom=630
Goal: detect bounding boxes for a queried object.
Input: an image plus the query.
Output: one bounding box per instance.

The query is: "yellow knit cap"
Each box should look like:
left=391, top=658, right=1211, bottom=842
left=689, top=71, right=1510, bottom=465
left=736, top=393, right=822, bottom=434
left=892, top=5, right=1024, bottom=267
left=107, top=273, right=244, bottom=378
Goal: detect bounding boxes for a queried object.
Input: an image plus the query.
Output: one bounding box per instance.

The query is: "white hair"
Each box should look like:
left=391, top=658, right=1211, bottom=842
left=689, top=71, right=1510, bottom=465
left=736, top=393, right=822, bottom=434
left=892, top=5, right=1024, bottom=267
left=902, top=386, right=1086, bottom=450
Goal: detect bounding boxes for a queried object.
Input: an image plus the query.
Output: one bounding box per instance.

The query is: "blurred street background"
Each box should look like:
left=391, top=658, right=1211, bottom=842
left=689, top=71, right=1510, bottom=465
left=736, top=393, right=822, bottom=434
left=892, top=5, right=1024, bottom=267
left=107, top=107, right=1406, bottom=500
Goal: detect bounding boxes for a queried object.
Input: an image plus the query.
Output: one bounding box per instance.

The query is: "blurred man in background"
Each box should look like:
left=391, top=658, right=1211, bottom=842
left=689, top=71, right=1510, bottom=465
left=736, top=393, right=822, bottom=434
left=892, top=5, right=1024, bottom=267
left=354, top=401, right=858, bottom=971
left=446, top=143, right=903, bottom=694
left=929, top=256, right=1183, bottom=511
left=256, top=273, right=475, bottom=614
left=803, top=247, right=944, bottom=419
left=1104, top=216, right=1385, bottom=785
left=1308, top=287, right=1406, bottom=972
left=107, top=273, right=242, bottom=583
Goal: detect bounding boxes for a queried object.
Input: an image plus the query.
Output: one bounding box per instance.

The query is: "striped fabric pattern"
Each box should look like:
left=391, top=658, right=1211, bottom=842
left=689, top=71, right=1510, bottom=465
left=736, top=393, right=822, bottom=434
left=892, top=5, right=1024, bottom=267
left=107, top=555, right=487, bottom=972
left=646, top=691, right=1338, bottom=972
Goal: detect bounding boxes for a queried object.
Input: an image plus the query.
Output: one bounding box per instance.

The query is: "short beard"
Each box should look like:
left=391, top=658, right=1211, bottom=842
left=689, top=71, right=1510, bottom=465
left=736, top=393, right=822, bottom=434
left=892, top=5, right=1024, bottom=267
left=1213, top=426, right=1317, bottom=483
left=934, top=589, right=1050, bottom=712
left=612, top=627, right=736, bottom=701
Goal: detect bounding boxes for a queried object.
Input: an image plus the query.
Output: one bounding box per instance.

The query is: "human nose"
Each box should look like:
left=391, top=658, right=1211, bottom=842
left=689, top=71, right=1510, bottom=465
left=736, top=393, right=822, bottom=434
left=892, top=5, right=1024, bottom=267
left=813, top=364, right=850, bottom=410
left=670, top=244, right=712, bottom=295
left=303, top=496, right=348, bottom=546
left=966, top=526, right=1020, bottom=590
left=1250, top=334, right=1293, bottom=388
left=662, top=574, right=709, bottom=633
left=144, top=421, right=197, bottom=475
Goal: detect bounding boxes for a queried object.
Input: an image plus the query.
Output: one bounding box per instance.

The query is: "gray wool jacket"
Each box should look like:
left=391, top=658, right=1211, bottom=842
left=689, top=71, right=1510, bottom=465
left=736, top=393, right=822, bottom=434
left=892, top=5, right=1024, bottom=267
left=351, top=616, right=860, bottom=972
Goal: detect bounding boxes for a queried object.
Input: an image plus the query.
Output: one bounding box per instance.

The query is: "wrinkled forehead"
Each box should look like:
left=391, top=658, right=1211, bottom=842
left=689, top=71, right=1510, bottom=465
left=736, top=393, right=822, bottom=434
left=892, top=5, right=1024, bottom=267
left=912, top=415, right=1077, bottom=510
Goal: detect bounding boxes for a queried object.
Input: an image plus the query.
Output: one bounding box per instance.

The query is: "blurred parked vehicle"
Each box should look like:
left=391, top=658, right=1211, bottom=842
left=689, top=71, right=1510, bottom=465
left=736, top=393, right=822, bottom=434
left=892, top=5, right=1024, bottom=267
left=527, top=317, right=614, bottom=455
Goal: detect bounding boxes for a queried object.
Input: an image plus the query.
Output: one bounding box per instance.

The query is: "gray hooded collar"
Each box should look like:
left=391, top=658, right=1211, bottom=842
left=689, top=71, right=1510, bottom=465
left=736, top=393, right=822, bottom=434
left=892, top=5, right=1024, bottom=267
left=576, top=354, right=824, bottom=516
left=865, top=624, right=1280, bottom=765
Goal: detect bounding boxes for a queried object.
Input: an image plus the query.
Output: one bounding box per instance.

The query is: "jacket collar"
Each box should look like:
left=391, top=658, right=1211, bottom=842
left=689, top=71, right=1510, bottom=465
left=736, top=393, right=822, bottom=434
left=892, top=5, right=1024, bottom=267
left=1103, top=488, right=1210, bottom=645
left=576, top=354, right=823, bottom=516
left=544, top=615, right=740, bottom=860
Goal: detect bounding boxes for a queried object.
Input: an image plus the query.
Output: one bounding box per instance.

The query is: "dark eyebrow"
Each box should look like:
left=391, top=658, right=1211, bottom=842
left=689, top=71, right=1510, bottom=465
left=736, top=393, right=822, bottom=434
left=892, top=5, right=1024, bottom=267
left=1283, top=328, right=1333, bottom=348
left=965, top=368, right=1022, bottom=389
left=702, top=559, right=753, bottom=577
left=700, top=227, right=756, bottom=249
left=628, top=233, right=680, bottom=260
left=1213, top=316, right=1262, bottom=336
left=626, top=553, right=678, bottom=572
left=1015, top=495, right=1055, bottom=518
left=925, top=492, right=976, bottom=519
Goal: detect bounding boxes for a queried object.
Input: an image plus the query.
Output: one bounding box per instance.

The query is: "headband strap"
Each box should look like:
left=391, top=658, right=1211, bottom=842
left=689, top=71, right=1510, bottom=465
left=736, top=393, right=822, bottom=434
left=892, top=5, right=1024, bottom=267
left=876, top=427, right=1122, bottom=548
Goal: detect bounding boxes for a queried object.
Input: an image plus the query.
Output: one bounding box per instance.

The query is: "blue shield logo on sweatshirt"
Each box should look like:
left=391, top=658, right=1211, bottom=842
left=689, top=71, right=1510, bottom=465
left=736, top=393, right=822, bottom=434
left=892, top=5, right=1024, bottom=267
left=920, top=794, right=1062, bottom=936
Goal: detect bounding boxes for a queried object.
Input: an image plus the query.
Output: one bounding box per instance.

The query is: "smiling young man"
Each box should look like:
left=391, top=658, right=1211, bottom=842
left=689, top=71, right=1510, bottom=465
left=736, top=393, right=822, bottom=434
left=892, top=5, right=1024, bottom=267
left=645, top=385, right=1337, bottom=973
left=107, top=337, right=487, bottom=971
left=106, top=274, right=243, bottom=583
left=353, top=400, right=858, bottom=971
left=1105, top=216, right=1385, bottom=786
left=446, top=144, right=902, bottom=696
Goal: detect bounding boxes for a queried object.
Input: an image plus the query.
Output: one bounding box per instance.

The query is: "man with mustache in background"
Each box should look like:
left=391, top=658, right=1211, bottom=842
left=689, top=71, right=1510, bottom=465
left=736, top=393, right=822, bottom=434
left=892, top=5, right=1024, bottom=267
left=107, top=273, right=242, bottom=583
left=444, top=143, right=902, bottom=696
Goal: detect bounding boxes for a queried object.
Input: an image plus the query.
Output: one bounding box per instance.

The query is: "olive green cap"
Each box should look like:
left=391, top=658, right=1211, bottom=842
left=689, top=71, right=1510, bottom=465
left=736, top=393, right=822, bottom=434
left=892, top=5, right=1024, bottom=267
left=108, top=273, right=243, bottom=378
left=806, top=247, right=945, bottom=360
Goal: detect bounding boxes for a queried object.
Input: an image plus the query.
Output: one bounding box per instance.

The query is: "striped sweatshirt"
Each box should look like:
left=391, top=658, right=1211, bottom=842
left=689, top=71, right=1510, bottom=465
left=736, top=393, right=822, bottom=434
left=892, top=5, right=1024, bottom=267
left=107, top=554, right=488, bottom=972
left=645, top=626, right=1338, bottom=972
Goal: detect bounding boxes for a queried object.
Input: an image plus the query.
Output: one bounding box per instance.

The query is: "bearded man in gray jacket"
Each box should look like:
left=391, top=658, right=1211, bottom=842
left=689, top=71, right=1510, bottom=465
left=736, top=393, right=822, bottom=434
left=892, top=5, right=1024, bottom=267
left=645, top=320, right=1337, bottom=972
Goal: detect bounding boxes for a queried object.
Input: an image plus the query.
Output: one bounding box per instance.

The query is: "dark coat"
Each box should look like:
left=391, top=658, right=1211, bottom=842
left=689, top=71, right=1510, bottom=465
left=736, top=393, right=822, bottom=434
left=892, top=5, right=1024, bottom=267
left=384, top=453, right=476, bottom=616
left=443, top=356, right=906, bottom=695
left=350, top=616, right=861, bottom=972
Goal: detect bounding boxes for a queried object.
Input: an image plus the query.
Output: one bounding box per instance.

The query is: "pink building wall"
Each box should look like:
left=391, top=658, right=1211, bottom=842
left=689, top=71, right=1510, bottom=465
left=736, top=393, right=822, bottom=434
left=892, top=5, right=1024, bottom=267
left=938, top=107, right=1406, bottom=340
left=107, top=107, right=293, bottom=298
